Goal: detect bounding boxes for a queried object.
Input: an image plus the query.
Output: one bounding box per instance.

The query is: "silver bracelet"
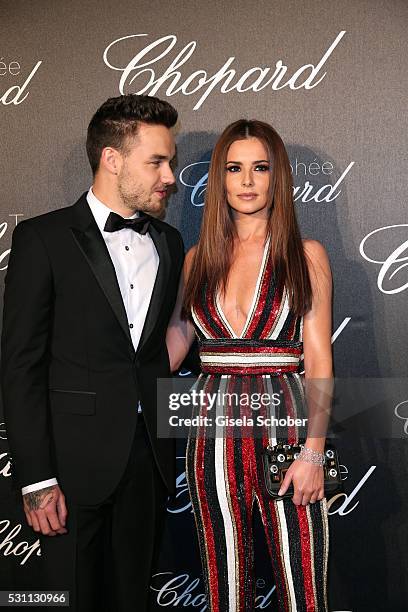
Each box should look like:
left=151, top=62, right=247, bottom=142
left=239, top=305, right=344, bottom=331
left=296, top=445, right=325, bottom=466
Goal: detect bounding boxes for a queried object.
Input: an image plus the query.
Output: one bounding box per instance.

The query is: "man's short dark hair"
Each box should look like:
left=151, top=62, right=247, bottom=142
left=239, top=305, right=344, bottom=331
left=86, top=94, right=178, bottom=175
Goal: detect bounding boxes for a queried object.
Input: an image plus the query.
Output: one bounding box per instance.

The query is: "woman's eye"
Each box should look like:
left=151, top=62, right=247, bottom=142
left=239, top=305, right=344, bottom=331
left=226, top=165, right=240, bottom=172
left=255, top=164, right=270, bottom=171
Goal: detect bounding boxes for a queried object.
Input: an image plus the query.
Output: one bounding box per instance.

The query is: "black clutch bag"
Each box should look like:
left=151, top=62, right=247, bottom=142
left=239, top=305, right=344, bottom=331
left=262, top=441, right=342, bottom=499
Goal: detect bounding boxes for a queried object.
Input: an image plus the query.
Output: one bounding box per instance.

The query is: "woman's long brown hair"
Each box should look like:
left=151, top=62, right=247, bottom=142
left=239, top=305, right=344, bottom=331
left=182, top=119, right=312, bottom=317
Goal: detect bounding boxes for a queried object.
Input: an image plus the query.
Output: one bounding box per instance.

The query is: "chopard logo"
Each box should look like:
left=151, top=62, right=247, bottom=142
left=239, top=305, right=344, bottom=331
left=359, top=224, right=408, bottom=294
left=327, top=465, right=376, bottom=516
left=167, top=456, right=191, bottom=514
left=179, top=161, right=355, bottom=206
left=0, top=214, right=23, bottom=272
left=0, top=520, right=41, bottom=565
left=150, top=572, right=351, bottom=610
left=169, top=452, right=374, bottom=519
left=0, top=59, right=42, bottom=106
left=394, top=400, right=408, bottom=435
left=150, top=572, right=275, bottom=609
left=0, top=452, right=11, bottom=479
left=0, top=423, right=12, bottom=479
left=103, top=31, right=346, bottom=110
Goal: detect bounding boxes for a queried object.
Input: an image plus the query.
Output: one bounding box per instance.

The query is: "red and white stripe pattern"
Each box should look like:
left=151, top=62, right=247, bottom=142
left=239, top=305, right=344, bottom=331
left=186, top=375, right=329, bottom=611
left=191, top=239, right=304, bottom=375
left=198, top=340, right=302, bottom=375
left=187, top=241, right=329, bottom=610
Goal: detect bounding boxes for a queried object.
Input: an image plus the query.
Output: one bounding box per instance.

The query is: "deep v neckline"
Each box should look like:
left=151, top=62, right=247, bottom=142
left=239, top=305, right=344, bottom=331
left=215, top=238, right=270, bottom=339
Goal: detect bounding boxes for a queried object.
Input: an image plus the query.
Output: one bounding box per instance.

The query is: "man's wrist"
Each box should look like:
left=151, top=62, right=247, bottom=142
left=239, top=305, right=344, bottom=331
left=22, top=478, right=58, bottom=495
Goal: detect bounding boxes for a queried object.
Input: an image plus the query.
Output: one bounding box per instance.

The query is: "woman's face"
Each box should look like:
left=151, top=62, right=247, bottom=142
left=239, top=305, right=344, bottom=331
left=225, top=137, right=271, bottom=217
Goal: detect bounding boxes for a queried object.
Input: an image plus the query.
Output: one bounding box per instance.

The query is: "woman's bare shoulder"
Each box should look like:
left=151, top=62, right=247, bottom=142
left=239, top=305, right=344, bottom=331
left=302, top=239, right=331, bottom=283
left=302, top=239, right=328, bottom=260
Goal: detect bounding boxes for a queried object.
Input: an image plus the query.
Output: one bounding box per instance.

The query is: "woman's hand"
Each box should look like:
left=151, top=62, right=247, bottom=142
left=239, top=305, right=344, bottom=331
left=278, top=460, right=324, bottom=506
left=166, top=248, right=197, bottom=371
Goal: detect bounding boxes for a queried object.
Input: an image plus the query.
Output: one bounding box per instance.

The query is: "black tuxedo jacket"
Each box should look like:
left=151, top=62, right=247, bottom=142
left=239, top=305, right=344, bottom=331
left=1, top=193, right=184, bottom=504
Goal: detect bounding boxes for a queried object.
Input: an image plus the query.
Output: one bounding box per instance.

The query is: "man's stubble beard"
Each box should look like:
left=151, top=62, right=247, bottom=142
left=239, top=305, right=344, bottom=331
left=117, top=177, right=164, bottom=216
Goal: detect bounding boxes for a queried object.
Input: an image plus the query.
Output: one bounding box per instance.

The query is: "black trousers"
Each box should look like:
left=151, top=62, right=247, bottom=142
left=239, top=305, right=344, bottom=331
left=39, top=416, right=167, bottom=611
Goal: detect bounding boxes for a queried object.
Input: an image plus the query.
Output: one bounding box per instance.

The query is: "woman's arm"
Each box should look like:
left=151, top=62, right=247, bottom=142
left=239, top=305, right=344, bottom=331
left=166, top=246, right=197, bottom=372
left=303, top=239, right=333, bottom=376
left=302, top=239, right=333, bottom=453
left=279, top=239, right=333, bottom=505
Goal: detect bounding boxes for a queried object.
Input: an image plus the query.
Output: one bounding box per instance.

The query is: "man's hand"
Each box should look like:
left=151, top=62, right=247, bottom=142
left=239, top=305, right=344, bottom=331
left=23, top=484, right=67, bottom=536
left=278, top=461, right=324, bottom=506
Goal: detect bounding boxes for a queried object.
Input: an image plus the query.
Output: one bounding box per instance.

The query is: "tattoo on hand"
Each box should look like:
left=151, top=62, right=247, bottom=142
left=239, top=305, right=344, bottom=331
left=24, top=486, right=56, bottom=511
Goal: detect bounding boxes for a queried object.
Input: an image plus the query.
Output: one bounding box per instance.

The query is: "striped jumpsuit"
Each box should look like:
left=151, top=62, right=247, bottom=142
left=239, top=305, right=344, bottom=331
left=186, top=241, right=329, bottom=611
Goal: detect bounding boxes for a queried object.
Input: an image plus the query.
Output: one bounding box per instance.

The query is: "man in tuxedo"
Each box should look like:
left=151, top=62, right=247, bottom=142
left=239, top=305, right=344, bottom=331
left=1, top=94, right=184, bottom=611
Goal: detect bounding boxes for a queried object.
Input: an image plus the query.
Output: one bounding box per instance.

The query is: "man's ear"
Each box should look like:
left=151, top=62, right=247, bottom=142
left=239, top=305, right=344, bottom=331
left=100, top=147, right=122, bottom=176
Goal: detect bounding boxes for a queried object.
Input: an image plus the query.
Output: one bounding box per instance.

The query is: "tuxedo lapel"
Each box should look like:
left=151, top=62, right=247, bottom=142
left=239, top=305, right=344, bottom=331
left=136, top=219, right=171, bottom=354
left=70, top=195, right=134, bottom=353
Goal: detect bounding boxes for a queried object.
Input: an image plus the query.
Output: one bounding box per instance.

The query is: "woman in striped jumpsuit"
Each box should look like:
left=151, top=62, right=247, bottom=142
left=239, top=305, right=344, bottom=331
left=167, top=119, right=332, bottom=611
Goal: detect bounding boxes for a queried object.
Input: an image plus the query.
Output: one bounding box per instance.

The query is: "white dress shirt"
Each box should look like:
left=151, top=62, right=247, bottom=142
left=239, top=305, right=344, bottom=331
left=22, top=188, right=158, bottom=495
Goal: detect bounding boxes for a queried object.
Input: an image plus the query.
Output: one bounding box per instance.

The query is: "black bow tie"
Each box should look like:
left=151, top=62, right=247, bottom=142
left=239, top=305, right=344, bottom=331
left=104, top=212, right=151, bottom=235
